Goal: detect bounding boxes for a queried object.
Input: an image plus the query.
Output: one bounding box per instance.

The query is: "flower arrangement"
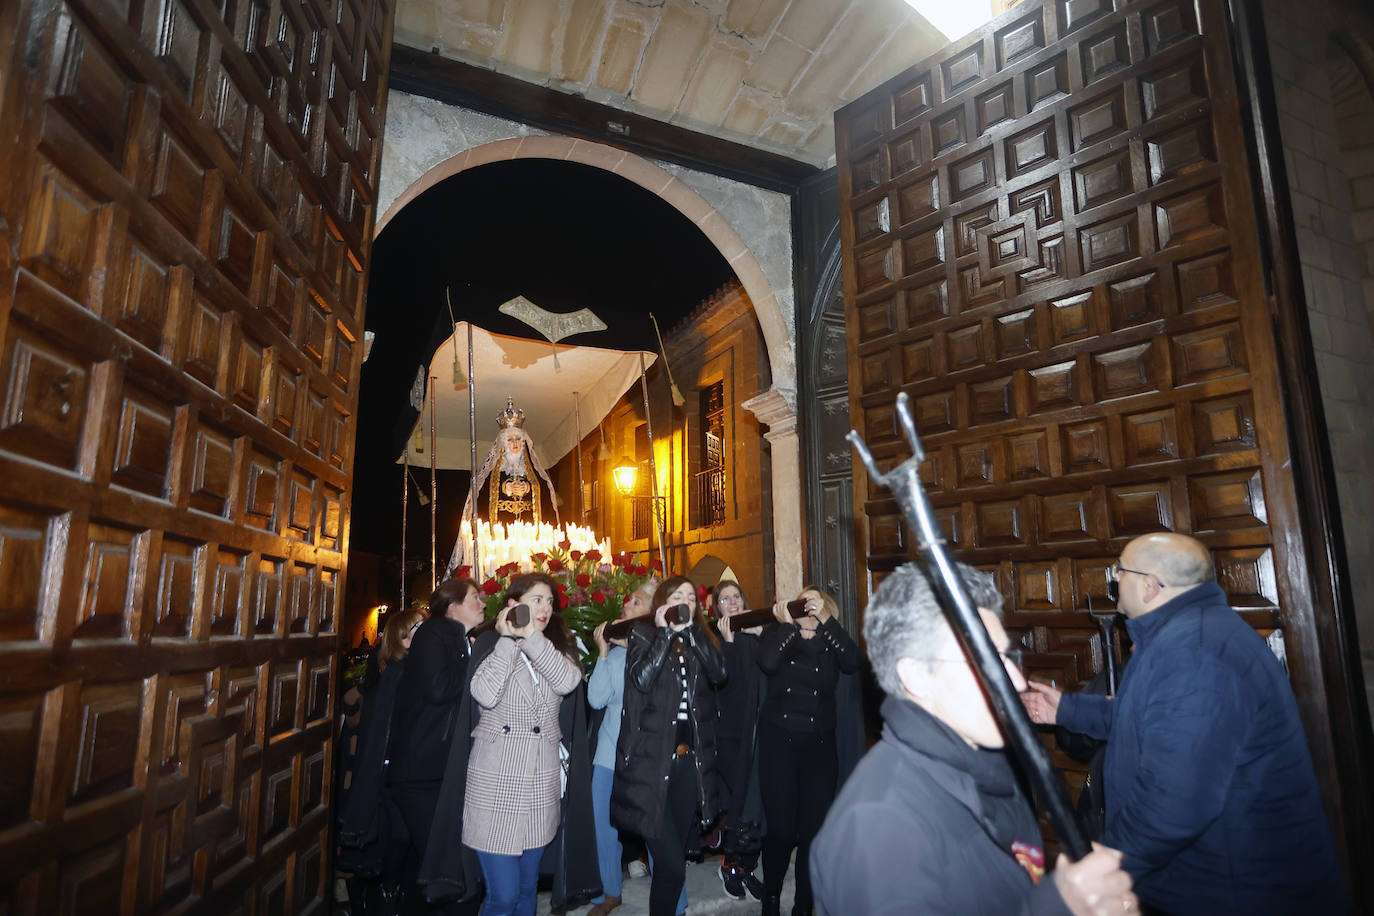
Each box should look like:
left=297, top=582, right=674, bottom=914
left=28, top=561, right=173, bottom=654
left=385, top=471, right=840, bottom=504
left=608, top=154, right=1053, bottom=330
left=455, top=540, right=664, bottom=671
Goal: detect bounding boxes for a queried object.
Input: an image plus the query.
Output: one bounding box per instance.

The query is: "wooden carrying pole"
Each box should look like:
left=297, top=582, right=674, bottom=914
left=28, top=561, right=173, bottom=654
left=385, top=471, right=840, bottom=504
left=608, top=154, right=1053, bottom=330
left=401, top=453, right=408, bottom=611
left=429, top=375, right=437, bottom=592
left=467, top=322, right=479, bottom=578
left=637, top=351, right=667, bottom=574
left=573, top=391, right=585, bottom=523
left=848, top=391, right=1090, bottom=861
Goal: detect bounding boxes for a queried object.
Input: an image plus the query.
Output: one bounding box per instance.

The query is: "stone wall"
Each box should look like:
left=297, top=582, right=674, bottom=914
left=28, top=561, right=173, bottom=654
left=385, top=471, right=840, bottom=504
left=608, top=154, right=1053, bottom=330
left=1262, top=0, right=1374, bottom=714
left=376, top=91, right=794, bottom=348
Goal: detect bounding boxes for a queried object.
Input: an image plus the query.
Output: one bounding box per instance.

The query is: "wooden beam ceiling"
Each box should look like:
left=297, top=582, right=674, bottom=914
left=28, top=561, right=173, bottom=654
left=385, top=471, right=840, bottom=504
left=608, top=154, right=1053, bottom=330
left=389, top=44, right=820, bottom=194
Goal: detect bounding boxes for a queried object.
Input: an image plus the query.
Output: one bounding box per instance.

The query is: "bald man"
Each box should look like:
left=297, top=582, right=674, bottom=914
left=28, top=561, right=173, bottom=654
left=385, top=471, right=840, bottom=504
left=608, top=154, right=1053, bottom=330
left=1024, top=534, right=1348, bottom=914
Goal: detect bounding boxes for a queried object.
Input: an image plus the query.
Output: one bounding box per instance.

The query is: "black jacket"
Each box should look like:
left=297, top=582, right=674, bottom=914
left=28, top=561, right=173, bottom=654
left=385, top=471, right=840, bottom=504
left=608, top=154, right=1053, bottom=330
left=337, top=659, right=406, bottom=875
left=387, top=615, right=470, bottom=785
left=715, top=631, right=763, bottom=819
left=419, top=630, right=602, bottom=909
left=537, top=676, right=602, bottom=909
left=811, top=696, right=1069, bottom=915
left=1059, top=584, right=1349, bottom=914
left=610, top=620, right=727, bottom=838
left=757, top=617, right=861, bottom=733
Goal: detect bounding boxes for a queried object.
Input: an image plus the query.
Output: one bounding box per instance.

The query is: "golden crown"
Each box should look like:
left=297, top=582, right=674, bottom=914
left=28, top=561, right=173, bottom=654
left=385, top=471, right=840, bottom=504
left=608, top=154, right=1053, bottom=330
left=496, top=397, right=526, bottom=430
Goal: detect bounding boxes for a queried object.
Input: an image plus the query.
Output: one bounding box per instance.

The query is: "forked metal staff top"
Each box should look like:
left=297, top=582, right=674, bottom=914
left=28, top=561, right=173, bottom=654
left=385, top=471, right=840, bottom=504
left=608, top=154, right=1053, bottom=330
left=848, top=391, right=1090, bottom=861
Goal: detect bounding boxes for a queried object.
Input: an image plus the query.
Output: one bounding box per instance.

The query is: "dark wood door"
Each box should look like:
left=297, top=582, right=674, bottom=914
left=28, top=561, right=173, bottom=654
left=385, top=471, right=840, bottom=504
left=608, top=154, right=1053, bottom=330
left=835, top=0, right=1352, bottom=846
left=0, top=0, right=393, bottom=906
left=796, top=169, right=862, bottom=633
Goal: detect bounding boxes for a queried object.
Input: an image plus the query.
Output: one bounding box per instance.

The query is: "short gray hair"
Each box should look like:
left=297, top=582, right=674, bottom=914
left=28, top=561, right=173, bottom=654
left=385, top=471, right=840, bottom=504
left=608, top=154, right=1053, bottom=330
left=863, top=563, right=1003, bottom=697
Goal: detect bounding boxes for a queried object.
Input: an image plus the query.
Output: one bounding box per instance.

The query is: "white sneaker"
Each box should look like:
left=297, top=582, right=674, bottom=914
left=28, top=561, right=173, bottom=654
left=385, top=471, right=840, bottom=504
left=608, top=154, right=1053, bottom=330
left=627, top=860, right=649, bottom=879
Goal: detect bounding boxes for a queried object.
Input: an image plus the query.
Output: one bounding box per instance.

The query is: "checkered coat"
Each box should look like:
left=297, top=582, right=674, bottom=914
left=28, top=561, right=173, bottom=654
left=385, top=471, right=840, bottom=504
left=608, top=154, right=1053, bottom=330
left=462, top=629, right=581, bottom=855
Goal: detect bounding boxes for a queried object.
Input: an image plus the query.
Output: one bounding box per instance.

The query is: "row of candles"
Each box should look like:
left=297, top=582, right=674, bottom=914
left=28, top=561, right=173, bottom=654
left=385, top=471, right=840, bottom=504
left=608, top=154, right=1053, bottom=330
left=457, top=518, right=612, bottom=581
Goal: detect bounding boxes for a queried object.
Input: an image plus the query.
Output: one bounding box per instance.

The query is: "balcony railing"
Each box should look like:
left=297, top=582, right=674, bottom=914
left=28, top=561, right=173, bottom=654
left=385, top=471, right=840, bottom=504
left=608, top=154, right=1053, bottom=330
left=695, top=466, right=726, bottom=528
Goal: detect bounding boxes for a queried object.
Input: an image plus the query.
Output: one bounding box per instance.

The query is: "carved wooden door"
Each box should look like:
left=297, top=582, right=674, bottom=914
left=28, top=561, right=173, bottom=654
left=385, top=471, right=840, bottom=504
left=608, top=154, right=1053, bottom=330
left=0, top=0, right=393, bottom=906
left=835, top=0, right=1343, bottom=820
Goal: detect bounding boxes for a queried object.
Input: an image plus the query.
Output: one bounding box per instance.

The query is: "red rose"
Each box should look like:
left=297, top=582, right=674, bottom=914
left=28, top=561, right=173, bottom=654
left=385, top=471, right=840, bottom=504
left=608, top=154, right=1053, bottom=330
left=697, top=584, right=709, bottom=599
left=592, top=589, right=607, bottom=604
left=651, top=558, right=663, bottom=572
left=614, top=553, right=631, bottom=568
left=481, top=578, right=501, bottom=595
left=457, top=565, right=472, bottom=579
left=548, top=559, right=564, bottom=573
left=633, top=565, right=648, bottom=576
left=559, top=538, right=572, bottom=551
left=532, top=552, right=548, bottom=563
left=576, top=573, right=591, bottom=587
left=555, top=583, right=569, bottom=608
left=570, top=550, right=582, bottom=562
left=586, top=550, right=602, bottom=562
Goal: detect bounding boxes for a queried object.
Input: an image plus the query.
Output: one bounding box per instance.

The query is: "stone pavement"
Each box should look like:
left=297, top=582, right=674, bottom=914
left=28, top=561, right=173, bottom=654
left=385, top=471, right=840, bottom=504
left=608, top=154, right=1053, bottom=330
left=536, top=854, right=798, bottom=916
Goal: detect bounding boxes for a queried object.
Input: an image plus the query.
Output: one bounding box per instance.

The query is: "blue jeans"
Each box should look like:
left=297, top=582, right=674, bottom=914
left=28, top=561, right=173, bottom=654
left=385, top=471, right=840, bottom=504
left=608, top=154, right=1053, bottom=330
left=591, top=765, right=623, bottom=901
left=476, top=848, right=542, bottom=916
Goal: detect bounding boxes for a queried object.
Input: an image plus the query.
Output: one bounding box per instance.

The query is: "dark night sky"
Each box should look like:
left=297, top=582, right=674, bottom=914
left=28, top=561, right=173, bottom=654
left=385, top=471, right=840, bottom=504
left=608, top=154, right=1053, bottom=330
left=352, top=158, right=737, bottom=565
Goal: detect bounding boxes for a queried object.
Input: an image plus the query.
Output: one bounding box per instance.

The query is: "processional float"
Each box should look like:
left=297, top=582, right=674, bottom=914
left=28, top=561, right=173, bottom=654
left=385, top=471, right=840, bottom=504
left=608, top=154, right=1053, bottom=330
left=397, top=295, right=666, bottom=604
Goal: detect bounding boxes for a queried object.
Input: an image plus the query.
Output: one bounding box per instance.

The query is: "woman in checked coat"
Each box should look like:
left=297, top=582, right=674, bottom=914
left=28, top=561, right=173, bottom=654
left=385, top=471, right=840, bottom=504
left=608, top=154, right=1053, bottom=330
left=462, top=572, right=582, bottom=916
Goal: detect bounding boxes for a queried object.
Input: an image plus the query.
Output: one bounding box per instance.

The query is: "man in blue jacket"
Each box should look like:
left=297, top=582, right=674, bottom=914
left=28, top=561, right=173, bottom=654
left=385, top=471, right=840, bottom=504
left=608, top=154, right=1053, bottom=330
left=810, top=563, right=1136, bottom=915
left=1024, top=533, right=1349, bottom=914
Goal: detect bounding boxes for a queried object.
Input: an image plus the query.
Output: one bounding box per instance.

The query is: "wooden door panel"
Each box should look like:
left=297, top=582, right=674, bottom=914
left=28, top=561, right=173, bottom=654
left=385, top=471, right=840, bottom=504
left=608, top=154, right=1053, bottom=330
left=836, top=0, right=1326, bottom=820
left=0, top=0, right=393, bottom=907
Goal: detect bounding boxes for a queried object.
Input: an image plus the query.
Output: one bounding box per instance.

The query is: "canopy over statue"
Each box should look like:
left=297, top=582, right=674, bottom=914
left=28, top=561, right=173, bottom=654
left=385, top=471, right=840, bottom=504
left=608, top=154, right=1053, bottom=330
left=398, top=322, right=657, bottom=470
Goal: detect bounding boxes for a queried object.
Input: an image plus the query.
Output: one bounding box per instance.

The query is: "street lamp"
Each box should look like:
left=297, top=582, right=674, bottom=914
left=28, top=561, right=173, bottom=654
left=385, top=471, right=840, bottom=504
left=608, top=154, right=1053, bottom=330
left=612, top=457, right=638, bottom=496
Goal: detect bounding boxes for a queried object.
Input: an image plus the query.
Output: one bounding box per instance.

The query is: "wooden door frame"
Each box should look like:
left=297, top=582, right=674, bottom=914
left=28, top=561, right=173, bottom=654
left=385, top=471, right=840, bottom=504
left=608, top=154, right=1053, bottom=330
left=1226, top=0, right=1374, bottom=898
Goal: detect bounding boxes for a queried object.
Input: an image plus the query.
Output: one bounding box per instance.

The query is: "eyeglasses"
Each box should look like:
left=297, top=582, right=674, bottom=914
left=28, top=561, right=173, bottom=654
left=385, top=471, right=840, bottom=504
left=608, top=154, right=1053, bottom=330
left=1107, top=561, right=1151, bottom=582
left=1106, top=561, right=1153, bottom=603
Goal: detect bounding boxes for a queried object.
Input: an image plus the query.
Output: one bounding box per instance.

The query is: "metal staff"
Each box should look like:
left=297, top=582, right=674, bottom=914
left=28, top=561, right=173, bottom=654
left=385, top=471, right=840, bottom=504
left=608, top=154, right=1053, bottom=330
left=573, top=391, right=585, bottom=524
left=429, top=374, right=437, bottom=593
left=1096, top=613, right=1119, bottom=695
left=467, top=322, right=479, bottom=579
left=637, top=351, right=667, bottom=574
left=847, top=391, right=1090, bottom=860
left=401, top=452, right=409, bottom=611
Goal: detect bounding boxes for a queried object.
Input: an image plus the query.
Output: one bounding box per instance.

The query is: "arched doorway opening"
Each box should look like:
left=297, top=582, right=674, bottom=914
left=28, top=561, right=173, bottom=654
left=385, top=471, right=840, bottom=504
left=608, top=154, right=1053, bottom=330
left=349, top=151, right=800, bottom=640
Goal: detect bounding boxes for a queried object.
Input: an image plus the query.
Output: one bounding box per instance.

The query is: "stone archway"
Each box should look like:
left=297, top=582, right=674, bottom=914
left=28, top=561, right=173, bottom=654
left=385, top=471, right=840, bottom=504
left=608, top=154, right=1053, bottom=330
left=377, top=134, right=806, bottom=597
left=377, top=136, right=796, bottom=388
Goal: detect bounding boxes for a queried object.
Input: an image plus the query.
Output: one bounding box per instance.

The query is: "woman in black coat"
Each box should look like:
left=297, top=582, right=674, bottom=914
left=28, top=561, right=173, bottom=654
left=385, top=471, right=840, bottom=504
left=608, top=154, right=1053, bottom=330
left=756, top=586, right=860, bottom=916
left=711, top=579, right=766, bottom=901
left=337, top=606, right=425, bottom=908
left=610, top=575, right=727, bottom=916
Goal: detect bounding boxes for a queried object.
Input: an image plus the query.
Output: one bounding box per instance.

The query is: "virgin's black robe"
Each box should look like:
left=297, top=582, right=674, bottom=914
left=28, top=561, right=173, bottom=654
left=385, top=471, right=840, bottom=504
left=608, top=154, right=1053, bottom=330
left=418, top=630, right=602, bottom=909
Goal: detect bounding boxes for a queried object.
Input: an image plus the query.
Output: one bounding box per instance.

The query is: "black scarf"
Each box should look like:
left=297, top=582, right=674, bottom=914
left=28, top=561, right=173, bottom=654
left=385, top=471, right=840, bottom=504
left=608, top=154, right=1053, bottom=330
left=882, top=696, right=1038, bottom=859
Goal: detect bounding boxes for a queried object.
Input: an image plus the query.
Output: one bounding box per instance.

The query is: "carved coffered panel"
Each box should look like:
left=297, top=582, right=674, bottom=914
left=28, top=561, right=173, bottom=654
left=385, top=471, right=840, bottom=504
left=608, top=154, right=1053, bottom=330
left=0, top=0, right=394, bottom=904
left=837, top=0, right=1305, bottom=705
